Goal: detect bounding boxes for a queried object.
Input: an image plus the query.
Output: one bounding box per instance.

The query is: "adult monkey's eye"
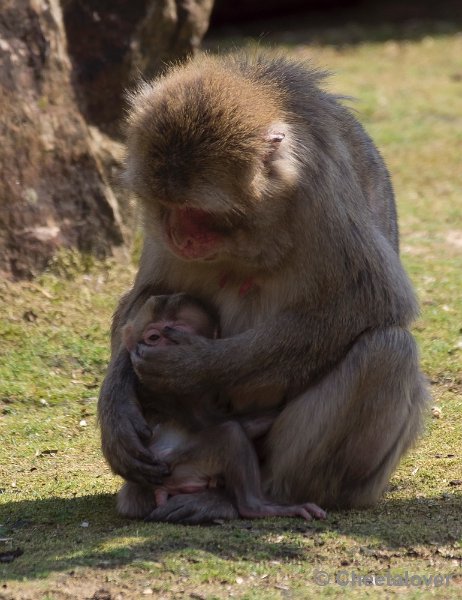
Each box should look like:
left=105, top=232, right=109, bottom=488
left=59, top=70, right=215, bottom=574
left=147, top=333, right=160, bottom=343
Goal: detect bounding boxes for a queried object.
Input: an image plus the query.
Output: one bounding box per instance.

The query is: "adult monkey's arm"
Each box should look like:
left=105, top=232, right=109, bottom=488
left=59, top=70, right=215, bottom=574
left=98, top=283, right=171, bottom=484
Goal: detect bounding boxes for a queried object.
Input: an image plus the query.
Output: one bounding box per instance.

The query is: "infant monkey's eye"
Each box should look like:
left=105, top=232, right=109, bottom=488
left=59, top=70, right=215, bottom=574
left=142, top=326, right=162, bottom=345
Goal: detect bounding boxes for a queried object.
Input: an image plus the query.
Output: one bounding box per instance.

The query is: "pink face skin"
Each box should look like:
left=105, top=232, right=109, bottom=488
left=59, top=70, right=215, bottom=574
left=142, top=321, right=197, bottom=347
left=141, top=304, right=217, bottom=348
left=164, top=207, right=224, bottom=260
left=123, top=302, right=217, bottom=353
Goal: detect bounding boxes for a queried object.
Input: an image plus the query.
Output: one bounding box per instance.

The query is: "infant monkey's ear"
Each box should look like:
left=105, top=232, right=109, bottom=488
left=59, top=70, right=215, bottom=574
left=122, top=323, right=136, bottom=352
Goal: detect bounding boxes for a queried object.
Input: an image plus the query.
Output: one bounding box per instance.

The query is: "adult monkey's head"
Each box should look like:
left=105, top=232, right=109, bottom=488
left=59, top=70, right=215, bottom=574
left=124, top=53, right=303, bottom=270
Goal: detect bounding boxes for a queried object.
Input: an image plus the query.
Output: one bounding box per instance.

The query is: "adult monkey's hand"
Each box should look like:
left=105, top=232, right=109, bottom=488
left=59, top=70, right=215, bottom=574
left=131, top=327, right=216, bottom=395
left=99, top=348, right=170, bottom=485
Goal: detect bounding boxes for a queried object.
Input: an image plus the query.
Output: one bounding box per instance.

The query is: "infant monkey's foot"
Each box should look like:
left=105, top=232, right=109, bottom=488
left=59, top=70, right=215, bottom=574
left=239, top=501, right=326, bottom=521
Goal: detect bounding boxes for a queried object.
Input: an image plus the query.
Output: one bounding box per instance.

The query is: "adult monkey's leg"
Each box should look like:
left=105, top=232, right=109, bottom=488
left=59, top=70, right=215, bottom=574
left=264, top=327, right=428, bottom=508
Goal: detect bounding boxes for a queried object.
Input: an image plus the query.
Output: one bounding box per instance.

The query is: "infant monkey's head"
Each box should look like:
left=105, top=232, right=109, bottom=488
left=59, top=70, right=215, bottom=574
left=123, top=293, right=219, bottom=352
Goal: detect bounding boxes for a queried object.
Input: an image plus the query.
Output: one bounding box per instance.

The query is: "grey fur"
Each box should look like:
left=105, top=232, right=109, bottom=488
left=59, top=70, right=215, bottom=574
left=98, top=50, right=428, bottom=514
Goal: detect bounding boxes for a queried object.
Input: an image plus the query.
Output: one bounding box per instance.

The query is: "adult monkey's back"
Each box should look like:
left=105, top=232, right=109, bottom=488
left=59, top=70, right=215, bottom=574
left=98, top=51, right=428, bottom=520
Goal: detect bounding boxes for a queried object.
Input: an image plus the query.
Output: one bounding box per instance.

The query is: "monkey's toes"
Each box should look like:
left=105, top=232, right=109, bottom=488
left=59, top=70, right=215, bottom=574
left=302, top=503, right=327, bottom=520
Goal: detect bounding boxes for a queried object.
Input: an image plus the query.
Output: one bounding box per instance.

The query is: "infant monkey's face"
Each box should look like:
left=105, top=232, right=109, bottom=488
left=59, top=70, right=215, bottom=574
left=142, top=319, right=197, bottom=348
left=123, top=296, right=219, bottom=354
left=141, top=305, right=217, bottom=348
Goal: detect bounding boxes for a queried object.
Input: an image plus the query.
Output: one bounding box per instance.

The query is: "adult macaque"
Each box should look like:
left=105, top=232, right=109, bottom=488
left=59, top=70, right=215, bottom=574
left=117, top=293, right=326, bottom=522
left=98, top=51, right=428, bottom=523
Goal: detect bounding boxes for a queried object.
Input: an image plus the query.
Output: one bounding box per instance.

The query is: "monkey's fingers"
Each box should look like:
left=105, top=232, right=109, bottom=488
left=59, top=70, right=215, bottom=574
left=116, top=424, right=171, bottom=484
left=122, top=438, right=157, bottom=466
left=161, top=326, right=197, bottom=345
left=131, top=356, right=155, bottom=378
left=296, top=508, right=313, bottom=521
left=251, top=501, right=326, bottom=521
left=301, top=503, right=327, bottom=520
left=146, top=500, right=196, bottom=524
left=119, top=457, right=170, bottom=486
left=121, top=408, right=153, bottom=444
left=133, top=343, right=193, bottom=366
left=145, top=494, right=202, bottom=524
left=130, top=353, right=167, bottom=390
left=131, top=347, right=171, bottom=372
left=131, top=420, right=153, bottom=444
left=131, top=349, right=203, bottom=395
left=117, top=418, right=155, bottom=462
left=146, top=492, right=238, bottom=524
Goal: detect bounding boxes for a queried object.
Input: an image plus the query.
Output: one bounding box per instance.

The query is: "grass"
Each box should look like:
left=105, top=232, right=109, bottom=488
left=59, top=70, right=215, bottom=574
left=1, top=26, right=461, bottom=600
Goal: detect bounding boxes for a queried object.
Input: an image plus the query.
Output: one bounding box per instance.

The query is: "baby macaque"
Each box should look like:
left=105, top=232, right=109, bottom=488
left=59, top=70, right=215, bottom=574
left=118, top=293, right=326, bottom=523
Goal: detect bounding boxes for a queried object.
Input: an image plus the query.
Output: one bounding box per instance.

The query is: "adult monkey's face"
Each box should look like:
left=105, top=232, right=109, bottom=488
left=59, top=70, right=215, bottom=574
left=124, top=56, right=299, bottom=267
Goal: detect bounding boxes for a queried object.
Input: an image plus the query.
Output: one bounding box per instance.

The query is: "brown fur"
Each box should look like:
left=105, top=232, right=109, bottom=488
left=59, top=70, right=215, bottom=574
left=98, top=50, right=428, bottom=520
left=117, top=294, right=325, bottom=523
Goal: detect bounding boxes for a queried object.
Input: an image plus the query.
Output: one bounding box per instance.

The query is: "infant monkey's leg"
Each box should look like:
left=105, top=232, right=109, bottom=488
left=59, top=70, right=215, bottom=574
left=147, top=419, right=326, bottom=523
left=212, top=420, right=326, bottom=520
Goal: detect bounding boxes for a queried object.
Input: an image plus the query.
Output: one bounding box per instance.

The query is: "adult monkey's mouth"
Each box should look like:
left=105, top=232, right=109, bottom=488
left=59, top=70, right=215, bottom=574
left=165, top=207, right=225, bottom=260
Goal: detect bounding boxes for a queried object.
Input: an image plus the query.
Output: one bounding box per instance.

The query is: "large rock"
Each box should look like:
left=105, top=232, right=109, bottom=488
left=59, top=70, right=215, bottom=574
left=0, top=0, right=214, bottom=279
left=0, top=0, right=126, bottom=278
left=63, top=0, right=214, bottom=135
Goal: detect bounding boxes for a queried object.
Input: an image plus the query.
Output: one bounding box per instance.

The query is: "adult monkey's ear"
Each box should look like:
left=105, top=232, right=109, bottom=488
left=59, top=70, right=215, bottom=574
left=264, top=128, right=286, bottom=161
left=263, top=124, right=298, bottom=187
left=267, top=131, right=285, bottom=144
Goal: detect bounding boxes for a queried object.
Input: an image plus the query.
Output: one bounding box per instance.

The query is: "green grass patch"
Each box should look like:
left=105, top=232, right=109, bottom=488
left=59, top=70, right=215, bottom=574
left=1, top=30, right=461, bottom=600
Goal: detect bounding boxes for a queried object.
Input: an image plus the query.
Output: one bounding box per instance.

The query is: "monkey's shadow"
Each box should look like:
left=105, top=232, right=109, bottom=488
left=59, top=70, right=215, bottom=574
left=2, top=492, right=460, bottom=580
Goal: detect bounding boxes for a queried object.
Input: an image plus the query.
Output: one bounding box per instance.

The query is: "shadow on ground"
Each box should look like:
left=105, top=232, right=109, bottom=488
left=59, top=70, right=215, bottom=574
left=1, top=492, right=460, bottom=580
